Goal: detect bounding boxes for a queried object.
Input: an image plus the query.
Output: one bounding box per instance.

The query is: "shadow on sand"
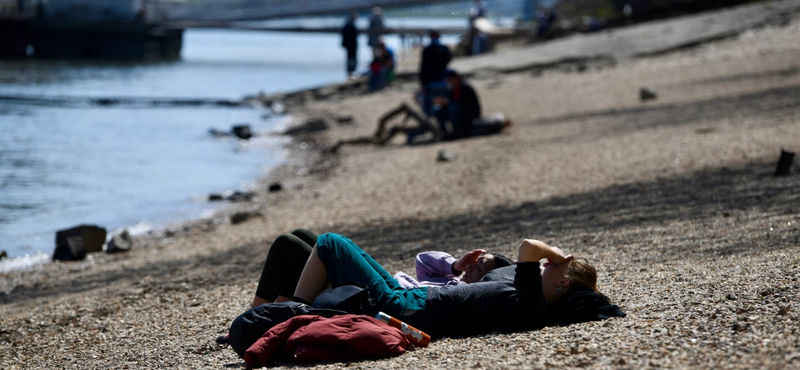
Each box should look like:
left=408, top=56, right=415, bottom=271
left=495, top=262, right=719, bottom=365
left=4, top=156, right=797, bottom=305
left=532, top=83, right=800, bottom=142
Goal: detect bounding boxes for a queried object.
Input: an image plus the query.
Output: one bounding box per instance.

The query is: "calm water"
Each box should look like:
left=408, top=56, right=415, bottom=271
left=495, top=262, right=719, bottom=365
left=0, top=14, right=470, bottom=270
left=0, top=27, right=387, bottom=268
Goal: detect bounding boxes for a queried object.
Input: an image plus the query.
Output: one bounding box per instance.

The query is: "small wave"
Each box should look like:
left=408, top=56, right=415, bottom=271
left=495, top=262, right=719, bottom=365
left=0, top=252, right=51, bottom=274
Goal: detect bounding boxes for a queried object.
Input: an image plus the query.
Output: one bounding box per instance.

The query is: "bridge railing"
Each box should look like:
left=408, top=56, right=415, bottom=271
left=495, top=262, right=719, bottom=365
left=143, top=0, right=455, bottom=23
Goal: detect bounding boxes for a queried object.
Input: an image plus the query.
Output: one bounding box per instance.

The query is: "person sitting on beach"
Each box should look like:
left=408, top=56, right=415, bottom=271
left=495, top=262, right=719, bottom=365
left=289, top=233, right=624, bottom=338
left=368, top=41, right=395, bottom=92
left=250, top=229, right=513, bottom=308
left=435, top=69, right=481, bottom=139
left=369, top=69, right=510, bottom=145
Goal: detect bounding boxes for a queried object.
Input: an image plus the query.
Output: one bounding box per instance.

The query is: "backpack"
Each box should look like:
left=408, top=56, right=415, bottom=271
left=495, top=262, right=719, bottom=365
left=227, top=302, right=344, bottom=359
left=226, top=284, right=377, bottom=359
left=312, top=282, right=377, bottom=316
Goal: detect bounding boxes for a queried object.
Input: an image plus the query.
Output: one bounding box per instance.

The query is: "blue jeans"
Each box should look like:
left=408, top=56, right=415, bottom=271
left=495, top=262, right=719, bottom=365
left=423, top=80, right=449, bottom=116
left=315, top=233, right=428, bottom=318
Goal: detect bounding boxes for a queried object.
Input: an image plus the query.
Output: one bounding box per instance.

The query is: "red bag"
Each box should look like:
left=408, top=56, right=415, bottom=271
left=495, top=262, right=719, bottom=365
left=244, top=314, right=410, bottom=368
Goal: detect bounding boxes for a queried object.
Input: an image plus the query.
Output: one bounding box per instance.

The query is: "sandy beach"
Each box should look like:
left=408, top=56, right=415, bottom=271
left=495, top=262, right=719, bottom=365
left=2, top=3, right=799, bottom=369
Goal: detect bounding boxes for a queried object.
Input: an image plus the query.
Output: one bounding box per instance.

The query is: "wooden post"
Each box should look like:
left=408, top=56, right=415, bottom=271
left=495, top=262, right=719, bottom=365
left=775, top=150, right=795, bottom=177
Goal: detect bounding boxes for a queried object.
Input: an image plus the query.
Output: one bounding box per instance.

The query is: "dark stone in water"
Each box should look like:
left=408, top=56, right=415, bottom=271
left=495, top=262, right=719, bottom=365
left=0, top=250, right=6, bottom=260
left=209, top=191, right=254, bottom=202
left=268, top=183, right=283, bottom=192
left=208, top=128, right=229, bottom=138
left=231, top=211, right=263, bottom=225
left=53, top=225, right=107, bottom=261
left=227, top=191, right=255, bottom=202
left=232, top=124, right=253, bottom=140
left=107, top=230, right=133, bottom=253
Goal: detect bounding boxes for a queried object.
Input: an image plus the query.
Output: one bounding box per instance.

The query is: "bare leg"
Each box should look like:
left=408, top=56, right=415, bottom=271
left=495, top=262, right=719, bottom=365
left=250, top=294, right=292, bottom=308
left=251, top=296, right=271, bottom=308
left=292, top=246, right=330, bottom=304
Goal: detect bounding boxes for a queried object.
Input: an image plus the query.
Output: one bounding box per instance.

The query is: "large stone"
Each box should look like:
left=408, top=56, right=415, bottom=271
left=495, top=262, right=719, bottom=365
left=232, top=124, right=253, bottom=140
left=53, top=225, right=107, bottom=261
left=107, top=230, right=133, bottom=253
left=0, top=250, right=7, bottom=260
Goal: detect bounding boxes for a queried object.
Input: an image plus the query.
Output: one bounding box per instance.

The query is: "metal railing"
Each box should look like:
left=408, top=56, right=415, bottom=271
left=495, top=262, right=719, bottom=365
left=142, top=0, right=458, bottom=23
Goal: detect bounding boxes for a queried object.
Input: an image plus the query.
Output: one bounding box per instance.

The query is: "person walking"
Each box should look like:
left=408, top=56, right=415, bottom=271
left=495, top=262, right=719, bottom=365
left=341, top=12, right=359, bottom=78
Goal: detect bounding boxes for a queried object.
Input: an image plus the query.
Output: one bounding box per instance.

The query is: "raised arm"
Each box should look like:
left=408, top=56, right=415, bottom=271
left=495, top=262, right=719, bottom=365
left=516, top=239, right=572, bottom=264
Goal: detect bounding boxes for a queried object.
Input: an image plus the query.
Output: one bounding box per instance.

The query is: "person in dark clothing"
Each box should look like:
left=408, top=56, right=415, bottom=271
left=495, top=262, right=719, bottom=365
left=367, top=7, right=385, bottom=51
left=419, top=30, right=452, bottom=115
left=291, top=233, right=624, bottom=338
left=341, top=12, right=359, bottom=78
left=440, top=69, right=481, bottom=139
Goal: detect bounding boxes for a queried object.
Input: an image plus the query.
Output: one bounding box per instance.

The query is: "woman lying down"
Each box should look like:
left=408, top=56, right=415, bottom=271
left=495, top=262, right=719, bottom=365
left=252, top=230, right=625, bottom=338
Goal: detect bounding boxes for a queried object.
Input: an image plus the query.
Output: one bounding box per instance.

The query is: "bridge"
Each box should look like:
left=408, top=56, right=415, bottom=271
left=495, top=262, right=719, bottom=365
left=0, top=0, right=475, bottom=24
left=144, top=0, right=464, bottom=25
left=0, top=0, right=505, bottom=59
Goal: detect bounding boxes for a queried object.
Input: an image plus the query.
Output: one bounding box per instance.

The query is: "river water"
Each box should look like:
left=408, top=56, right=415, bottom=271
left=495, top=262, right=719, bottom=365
left=0, top=16, right=470, bottom=270
left=0, top=28, right=370, bottom=267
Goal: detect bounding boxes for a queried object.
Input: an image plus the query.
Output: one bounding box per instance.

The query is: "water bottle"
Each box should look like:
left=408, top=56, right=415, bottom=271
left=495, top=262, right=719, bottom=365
left=374, top=311, right=431, bottom=347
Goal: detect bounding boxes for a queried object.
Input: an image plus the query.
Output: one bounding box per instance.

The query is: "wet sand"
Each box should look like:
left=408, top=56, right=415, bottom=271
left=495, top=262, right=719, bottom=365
left=2, top=6, right=800, bottom=370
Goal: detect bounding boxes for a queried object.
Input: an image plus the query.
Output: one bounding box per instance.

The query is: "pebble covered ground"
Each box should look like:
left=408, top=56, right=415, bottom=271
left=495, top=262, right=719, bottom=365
left=1, top=10, right=799, bottom=370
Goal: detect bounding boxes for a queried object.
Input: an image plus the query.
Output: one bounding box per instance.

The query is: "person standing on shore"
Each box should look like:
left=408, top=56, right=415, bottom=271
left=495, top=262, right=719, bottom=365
left=367, top=7, right=385, bottom=53
left=341, top=12, right=359, bottom=78
left=419, top=29, right=452, bottom=116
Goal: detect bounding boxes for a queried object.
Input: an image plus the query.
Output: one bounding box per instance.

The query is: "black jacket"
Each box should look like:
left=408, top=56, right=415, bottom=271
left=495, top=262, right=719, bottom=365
left=451, top=82, right=481, bottom=123
left=419, top=42, right=451, bottom=86
left=423, top=262, right=547, bottom=337
left=341, top=21, right=358, bottom=50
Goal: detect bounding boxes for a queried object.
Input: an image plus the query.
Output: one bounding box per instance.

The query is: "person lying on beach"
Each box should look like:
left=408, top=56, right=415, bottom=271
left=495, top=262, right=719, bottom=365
left=290, top=233, right=624, bottom=338
left=250, top=229, right=513, bottom=308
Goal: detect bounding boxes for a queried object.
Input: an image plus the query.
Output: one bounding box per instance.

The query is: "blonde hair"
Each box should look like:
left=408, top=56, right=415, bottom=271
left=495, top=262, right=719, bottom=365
left=565, top=257, right=598, bottom=293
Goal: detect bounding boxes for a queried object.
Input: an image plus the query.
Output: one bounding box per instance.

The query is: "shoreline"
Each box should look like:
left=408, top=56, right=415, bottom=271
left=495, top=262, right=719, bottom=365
left=1, top=3, right=799, bottom=369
